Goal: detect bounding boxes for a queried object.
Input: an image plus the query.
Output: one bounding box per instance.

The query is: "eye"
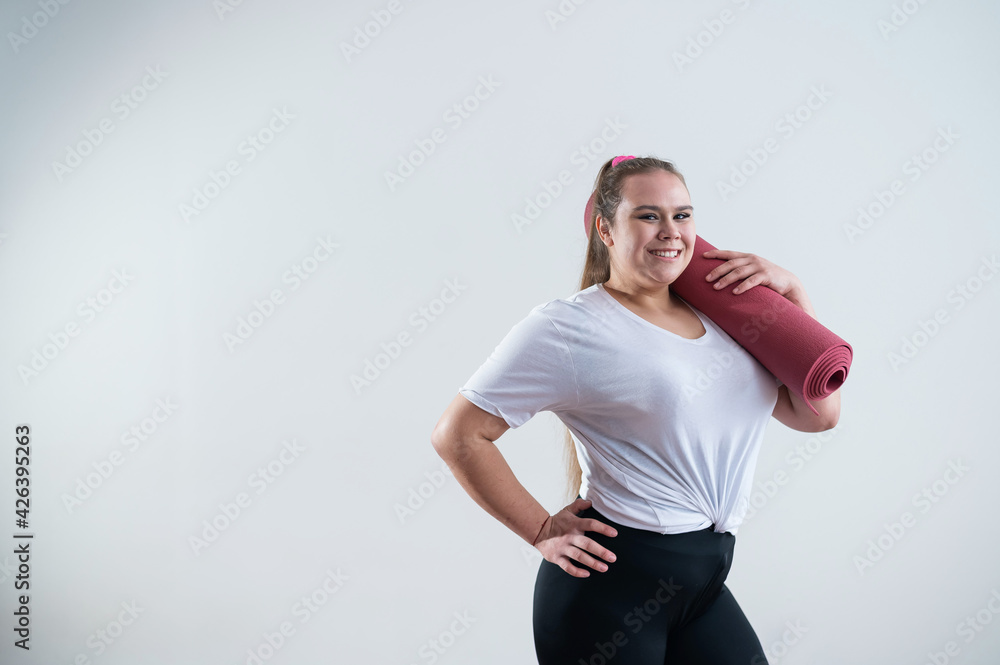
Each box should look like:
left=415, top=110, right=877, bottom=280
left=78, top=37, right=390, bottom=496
left=638, top=212, right=692, bottom=221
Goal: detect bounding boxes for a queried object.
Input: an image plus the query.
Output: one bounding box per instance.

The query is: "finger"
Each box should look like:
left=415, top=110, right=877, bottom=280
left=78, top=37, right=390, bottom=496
left=704, top=257, right=751, bottom=282
left=583, top=518, right=619, bottom=538
left=709, top=261, right=750, bottom=287
left=558, top=557, right=591, bottom=578
left=704, top=261, right=726, bottom=281
left=572, top=549, right=611, bottom=572
left=577, top=536, right=617, bottom=564
left=702, top=249, right=744, bottom=259
left=732, top=273, right=764, bottom=294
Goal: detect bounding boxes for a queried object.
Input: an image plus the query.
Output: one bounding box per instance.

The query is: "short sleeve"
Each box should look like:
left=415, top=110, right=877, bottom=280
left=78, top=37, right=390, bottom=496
left=459, top=307, right=580, bottom=429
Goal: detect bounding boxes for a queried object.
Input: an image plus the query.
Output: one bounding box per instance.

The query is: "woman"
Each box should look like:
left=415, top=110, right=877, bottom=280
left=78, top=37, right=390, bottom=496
left=431, top=155, right=840, bottom=664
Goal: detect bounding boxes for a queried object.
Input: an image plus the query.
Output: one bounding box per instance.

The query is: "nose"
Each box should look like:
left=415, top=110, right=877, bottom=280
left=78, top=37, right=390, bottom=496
left=658, top=219, right=680, bottom=239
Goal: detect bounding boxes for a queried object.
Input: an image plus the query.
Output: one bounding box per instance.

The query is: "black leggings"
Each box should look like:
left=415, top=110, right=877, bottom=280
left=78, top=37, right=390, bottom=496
left=532, top=502, right=767, bottom=665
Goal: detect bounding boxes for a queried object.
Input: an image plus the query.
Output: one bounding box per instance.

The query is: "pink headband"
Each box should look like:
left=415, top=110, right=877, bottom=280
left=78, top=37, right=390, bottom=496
left=584, top=155, right=636, bottom=237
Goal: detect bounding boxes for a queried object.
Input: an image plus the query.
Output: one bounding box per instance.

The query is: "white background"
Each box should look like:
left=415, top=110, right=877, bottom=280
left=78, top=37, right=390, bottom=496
left=1, top=0, right=999, bottom=663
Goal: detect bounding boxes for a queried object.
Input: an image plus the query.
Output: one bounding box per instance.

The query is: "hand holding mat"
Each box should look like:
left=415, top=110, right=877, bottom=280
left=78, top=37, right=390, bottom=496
left=670, top=235, right=852, bottom=415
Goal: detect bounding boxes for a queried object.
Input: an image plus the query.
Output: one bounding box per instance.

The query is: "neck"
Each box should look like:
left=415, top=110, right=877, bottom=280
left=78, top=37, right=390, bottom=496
left=602, top=275, right=678, bottom=312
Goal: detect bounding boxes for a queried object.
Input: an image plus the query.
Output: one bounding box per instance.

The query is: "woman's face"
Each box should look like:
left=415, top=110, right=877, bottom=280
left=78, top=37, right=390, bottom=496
left=597, top=170, right=695, bottom=289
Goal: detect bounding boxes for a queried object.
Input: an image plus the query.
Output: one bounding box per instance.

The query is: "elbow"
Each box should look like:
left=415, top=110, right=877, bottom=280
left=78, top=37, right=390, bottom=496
left=816, top=409, right=840, bottom=432
left=430, top=422, right=450, bottom=457
left=432, top=423, right=486, bottom=468
left=431, top=421, right=464, bottom=461
left=821, top=390, right=843, bottom=431
left=807, top=393, right=841, bottom=432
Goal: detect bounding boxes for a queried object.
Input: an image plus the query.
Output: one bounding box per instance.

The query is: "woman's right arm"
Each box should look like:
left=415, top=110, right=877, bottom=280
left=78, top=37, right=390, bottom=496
left=431, top=393, right=618, bottom=577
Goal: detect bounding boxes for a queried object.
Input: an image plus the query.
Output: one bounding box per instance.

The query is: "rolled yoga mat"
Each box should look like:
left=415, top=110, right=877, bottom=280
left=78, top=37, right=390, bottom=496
left=584, top=194, right=852, bottom=415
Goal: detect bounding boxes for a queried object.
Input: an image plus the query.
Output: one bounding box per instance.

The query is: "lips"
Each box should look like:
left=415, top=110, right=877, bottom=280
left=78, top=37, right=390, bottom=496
left=649, top=248, right=681, bottom=259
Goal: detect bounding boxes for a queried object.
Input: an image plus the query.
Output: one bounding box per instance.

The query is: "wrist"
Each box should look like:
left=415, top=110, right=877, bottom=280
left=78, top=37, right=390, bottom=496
left=785, top=284, right=815, bottom=318
left=531, top=515, right=550, bottom=547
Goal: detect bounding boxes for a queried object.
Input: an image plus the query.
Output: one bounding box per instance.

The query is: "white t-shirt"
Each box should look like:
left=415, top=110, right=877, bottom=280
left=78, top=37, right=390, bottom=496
left=459, top=282, right=781, bottom=535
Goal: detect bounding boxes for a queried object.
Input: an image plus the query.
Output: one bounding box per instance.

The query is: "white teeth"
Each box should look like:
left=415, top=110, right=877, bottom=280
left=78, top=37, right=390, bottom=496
left=651, top=250, right=679, bottom=257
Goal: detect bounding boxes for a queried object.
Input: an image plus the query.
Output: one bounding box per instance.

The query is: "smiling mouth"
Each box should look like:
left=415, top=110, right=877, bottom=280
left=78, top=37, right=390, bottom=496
left=649, top=249, right=681, bottom=259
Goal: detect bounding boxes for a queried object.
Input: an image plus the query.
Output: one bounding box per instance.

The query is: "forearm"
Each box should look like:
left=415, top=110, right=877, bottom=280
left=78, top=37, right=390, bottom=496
left=435, top=436, right=550, bottom=546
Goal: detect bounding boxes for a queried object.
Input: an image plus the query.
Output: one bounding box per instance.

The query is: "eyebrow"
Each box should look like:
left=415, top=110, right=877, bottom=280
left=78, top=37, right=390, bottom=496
left=632, top=204, right=693, bottom=212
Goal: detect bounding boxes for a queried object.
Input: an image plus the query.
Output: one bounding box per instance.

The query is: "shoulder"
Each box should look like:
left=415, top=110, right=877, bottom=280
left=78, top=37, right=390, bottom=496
left=530, top=284, right=614, bottom=336
left=533, top=284, right=604, bottom=320
left=498, top=285, right=603, bottom=344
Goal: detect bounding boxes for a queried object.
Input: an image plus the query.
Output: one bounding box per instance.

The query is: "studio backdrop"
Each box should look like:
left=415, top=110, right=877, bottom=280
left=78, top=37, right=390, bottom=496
left=1, top=0, right=998, bottom=663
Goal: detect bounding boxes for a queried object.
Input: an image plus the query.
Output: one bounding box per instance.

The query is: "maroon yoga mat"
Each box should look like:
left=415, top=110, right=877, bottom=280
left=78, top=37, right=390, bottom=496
left=584, top=193, right=852, bottom=415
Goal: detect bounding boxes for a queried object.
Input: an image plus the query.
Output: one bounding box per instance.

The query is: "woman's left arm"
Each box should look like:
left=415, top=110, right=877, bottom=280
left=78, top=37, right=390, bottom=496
left=702, top=249, right=841, bottom=432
